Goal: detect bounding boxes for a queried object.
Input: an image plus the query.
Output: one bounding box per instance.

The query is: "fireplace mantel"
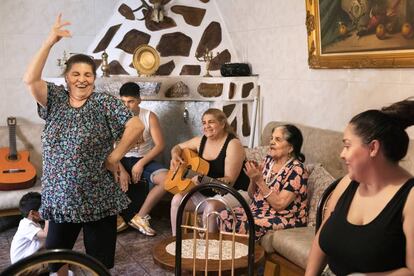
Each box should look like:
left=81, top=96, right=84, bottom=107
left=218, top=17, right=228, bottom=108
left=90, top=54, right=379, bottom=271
left=45, top=75, right=260, bottom=147
left=45, top=75, right=258, bottom=101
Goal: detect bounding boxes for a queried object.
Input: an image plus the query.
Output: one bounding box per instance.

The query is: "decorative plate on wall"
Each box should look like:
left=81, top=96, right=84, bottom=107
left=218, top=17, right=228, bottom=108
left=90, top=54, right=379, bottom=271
left=132, top=45, right=160, bottom=76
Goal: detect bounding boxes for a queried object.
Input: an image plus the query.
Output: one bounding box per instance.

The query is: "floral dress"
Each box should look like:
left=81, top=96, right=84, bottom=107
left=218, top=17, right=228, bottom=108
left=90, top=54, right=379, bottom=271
left=38, top=82, right=132, bottom=223
left=220, top=155, right=308, bottom=239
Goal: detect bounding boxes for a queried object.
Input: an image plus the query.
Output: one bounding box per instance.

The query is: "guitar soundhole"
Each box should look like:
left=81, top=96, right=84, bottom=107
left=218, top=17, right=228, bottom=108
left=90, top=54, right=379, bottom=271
left=8, top=154, right=18, bottom=161
left=182, top=165, right=192, bottom=180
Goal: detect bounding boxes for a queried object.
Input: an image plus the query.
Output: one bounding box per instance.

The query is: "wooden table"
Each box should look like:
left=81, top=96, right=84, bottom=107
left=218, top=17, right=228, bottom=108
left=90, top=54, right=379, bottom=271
left=153, top=233, right=265, bottom=275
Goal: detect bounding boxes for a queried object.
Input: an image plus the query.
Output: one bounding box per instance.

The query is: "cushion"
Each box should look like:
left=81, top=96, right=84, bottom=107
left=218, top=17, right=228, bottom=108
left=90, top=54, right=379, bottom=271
left=245, top=145, right=269, bottom=163
left=261, top=226, right=315, bottom=269
left=0, top=180, right=42, bottom=211
left=306, top=164, right=335, bottom=227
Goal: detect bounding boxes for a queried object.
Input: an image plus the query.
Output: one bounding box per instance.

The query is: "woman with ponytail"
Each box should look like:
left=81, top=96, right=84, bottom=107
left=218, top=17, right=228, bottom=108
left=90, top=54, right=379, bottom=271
left=221, top=124, right=309, bottom=239
left=306, top=98, right=414, bottom=275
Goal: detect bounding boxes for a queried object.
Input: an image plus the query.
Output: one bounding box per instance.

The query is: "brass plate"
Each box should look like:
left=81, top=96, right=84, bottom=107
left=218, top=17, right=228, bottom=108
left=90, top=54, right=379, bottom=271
left=132, top=45, right=160, bottom=76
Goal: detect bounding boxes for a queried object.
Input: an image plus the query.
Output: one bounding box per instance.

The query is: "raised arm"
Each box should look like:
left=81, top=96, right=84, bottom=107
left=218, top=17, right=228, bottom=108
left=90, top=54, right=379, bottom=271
left=23, top=14, right=71, bottom=107
left=36, top=220, right=49, bottom=239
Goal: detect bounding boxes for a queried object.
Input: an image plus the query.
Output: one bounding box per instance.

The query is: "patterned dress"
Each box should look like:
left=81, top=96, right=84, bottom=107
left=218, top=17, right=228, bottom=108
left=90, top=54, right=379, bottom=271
left=220, top=156, right=308, bottom=239
left=38, top=82, right=132, bottom=223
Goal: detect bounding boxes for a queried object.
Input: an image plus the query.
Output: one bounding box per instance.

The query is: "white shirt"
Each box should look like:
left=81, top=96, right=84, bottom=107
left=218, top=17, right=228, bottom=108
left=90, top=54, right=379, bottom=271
left=125, top=108, right=154, bottom=158
left=10, top=218, right=42, bottom=264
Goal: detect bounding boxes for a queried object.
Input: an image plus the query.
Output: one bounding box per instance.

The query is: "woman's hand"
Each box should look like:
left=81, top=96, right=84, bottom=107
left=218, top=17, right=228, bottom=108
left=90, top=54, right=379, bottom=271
left=191, top=175, right=200, bottom=185
left=244, top=161, right=263, bottom=183
left=118, top=169, right=130, bottom=192
left=46, top=14, right=71, bottom=46
left=105, top=155, right=120, bottom=183
left=170, top=153, right=184, bottom=171
left=131, top=162, right=144, bottom=183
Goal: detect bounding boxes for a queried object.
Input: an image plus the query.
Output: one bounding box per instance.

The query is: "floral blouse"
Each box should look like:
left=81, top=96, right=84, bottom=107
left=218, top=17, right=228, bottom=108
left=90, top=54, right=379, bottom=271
left=221, top=155, right=308, bottom=239
left=38, top=82, right=132, bottom=223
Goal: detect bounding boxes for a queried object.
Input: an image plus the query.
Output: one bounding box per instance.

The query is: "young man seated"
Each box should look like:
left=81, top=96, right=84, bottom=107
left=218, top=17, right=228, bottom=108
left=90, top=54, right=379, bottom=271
left=117, top=82, right=168, bottom=236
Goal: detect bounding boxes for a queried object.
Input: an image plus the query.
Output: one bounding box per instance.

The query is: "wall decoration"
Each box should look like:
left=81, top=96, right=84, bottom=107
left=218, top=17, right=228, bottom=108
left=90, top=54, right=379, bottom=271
left=196, top=22, right=222, bottom=58
left=209, top=49, right=231, bottom=70
left=108, top=60, right=129, bottom=75
left=156, top=60, right=175, bottom=75
left=93, top=24, right=122, bottom=53
left=156, top=32, right=192, bottom=56
left=118, top=3, right=137, bottom=20
left=306, top=0, right=414, bottom=68
left=242, top=82, right=254, bottom=98
left=223, top=104, right=236, bottom=118
left=180, top=65, right=201, bottom=75
left=132, top=44, right=161, bottom=76
left=197, top=83, right=223, bottom=97
left=165, top=81, right=190, bottom=98
left=116, top=29, right=151, bottom=54
left=229, top=82, right=235, bottom=99
left=143, top=9, right=177, bottom=31
left=242, top=104, right=250, bottom=136
left=171, top=5, right=206, bottom=26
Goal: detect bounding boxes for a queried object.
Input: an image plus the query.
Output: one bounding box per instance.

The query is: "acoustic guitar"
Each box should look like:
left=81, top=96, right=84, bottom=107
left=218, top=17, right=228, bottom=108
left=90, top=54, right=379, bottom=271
left=0, top=117, right=37, bottom=190
left=164, top=148, right=225, bottom=194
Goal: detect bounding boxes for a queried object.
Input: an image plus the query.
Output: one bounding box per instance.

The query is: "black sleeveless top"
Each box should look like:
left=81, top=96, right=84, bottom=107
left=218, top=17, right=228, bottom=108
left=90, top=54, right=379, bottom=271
left=319, top=179, right=414, bottom=275
left=198, top=134, right=249, bottom=196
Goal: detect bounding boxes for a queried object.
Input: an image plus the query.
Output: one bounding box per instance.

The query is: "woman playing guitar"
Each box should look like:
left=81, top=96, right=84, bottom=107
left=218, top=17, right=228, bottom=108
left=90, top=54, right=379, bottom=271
left=169, top=108, right=250, bottom=236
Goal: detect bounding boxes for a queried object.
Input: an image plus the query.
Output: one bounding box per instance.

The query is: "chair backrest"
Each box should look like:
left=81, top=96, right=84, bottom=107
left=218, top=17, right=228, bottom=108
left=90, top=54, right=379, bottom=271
left=0, top=249, right=111, bottom=276
left=315, top=178, right=341, bottom=233
left=175, top=183, right=256, bottom=276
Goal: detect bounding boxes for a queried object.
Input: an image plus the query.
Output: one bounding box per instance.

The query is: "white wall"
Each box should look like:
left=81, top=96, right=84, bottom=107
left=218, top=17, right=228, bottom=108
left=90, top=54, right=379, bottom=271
left=0, top=0, right=118, bottom=126
left=217, top=0, right=414, bottom=138
left=1, top=0, right=413, bottom=139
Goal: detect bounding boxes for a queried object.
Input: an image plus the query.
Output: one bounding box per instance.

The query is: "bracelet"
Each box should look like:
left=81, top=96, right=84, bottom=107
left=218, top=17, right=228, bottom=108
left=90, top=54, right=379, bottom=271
left=263, top=189, right=273, bottom=199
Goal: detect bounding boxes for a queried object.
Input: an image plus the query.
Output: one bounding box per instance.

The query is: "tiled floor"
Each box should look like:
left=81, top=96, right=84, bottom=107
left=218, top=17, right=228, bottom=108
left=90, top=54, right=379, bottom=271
left=0, top=215, right=174, bottom=275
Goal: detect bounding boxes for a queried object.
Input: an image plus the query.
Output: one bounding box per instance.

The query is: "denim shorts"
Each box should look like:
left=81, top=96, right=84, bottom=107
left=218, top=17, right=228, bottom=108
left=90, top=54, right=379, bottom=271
left=120, top=157, right=168, bottom=189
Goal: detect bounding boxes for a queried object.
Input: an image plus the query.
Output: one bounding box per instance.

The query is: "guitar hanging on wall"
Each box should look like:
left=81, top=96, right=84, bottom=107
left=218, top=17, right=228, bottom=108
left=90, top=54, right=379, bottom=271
left=164, top=148, right=225, bottom=195
left=0, top=117, right=37, bottom=190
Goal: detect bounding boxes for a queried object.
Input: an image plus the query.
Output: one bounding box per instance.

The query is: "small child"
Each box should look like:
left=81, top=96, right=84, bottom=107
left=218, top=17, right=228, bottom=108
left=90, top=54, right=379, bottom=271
left=10, top=192, right=48, bottom=264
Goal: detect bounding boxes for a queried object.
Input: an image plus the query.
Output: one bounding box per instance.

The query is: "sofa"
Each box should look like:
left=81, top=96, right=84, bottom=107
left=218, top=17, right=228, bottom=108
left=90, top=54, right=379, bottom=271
left=0, top=123, right=43, bottom=217
left=245, top=121, right=414, bottom=276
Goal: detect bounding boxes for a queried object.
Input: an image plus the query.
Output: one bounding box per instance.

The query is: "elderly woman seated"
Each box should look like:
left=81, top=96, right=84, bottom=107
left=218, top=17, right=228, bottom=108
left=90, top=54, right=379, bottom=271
left=220, top=124, right=309, bottom=240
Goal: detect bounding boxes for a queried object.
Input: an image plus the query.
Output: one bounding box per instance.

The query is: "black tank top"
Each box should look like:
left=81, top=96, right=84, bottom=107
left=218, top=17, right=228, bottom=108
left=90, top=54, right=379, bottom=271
left=319, top=179, right=414, bottom=275
left=198, top=134, right=249, bottom=196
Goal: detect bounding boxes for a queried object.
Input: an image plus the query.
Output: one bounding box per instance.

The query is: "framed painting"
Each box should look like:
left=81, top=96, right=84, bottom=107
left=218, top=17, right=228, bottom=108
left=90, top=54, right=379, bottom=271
left=306, top=0, right=414, bottom=68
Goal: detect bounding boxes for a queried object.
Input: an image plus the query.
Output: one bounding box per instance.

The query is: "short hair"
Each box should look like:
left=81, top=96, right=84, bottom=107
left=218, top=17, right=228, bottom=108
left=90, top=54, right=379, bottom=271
left=19, top=192, right=41, bottom=218
left=119, top=82, right=141, bottom=98
left=63, top=54, right=97, bottom=78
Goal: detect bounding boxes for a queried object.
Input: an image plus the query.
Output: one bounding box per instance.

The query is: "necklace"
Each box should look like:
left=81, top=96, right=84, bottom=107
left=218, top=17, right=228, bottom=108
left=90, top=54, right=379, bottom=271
left=265, top=158, right=293, bottom=186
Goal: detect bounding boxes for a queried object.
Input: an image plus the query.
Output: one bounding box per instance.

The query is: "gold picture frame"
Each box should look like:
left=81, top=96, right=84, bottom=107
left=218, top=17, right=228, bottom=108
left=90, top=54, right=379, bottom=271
left=306, top=0, right=414, bottom=69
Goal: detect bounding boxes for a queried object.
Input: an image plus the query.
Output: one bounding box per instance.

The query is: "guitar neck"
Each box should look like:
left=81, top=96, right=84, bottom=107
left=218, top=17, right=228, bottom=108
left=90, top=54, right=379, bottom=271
left=184, top=169, right=225, bottom=186
left=7, top=118, right=18, bottom=160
